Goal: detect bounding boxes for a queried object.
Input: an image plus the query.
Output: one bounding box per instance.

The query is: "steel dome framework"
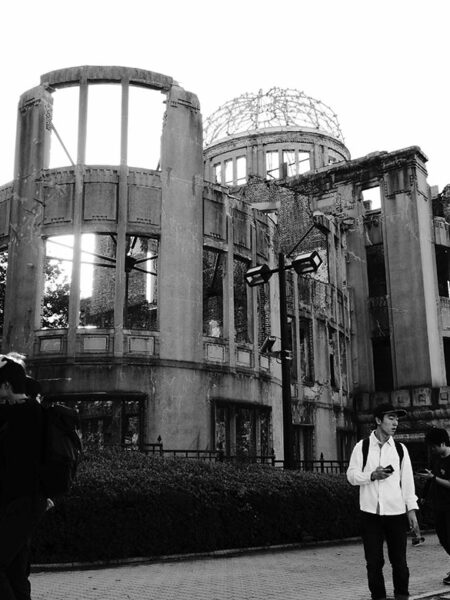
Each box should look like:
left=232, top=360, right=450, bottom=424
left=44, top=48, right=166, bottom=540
left=204, top=87, right=344, bottom=147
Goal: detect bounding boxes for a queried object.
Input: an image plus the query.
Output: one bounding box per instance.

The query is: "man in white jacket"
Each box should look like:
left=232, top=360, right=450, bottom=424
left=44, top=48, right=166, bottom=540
left=347, top=403, right=419, bottom=600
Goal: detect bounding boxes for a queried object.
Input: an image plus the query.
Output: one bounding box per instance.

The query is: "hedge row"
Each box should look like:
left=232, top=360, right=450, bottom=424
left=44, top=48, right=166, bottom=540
left=31, top=449, right=377, bottom=563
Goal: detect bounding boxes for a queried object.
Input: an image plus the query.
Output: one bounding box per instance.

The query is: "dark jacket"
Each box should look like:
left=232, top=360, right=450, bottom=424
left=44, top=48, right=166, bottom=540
left=424, top=454, right=450, bottom=512
left=0, top=398, right=43, bottom=505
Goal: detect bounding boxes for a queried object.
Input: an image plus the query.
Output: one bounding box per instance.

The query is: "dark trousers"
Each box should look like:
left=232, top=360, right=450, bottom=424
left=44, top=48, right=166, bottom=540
left=360, top=511, right=409, bottom=600
left=434, top=510, right=450, bottom=557
left=0, top=495, right=47, bottom=600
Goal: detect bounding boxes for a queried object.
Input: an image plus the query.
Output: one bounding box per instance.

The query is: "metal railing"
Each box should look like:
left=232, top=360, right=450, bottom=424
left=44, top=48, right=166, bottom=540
left=140, top=443, right=349, bottom=473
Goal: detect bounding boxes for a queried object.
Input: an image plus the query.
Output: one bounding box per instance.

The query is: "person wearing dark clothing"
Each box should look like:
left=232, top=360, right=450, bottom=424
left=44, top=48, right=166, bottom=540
left=417, top=428, right=450, bottom=585
left=0, top=356, right=47, bottom=600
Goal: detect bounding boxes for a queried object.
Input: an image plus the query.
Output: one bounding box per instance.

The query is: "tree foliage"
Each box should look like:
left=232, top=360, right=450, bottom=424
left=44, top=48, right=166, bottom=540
left=42, top=258, right=70, bottom=328
left=0, top=253, right=70, bottom=331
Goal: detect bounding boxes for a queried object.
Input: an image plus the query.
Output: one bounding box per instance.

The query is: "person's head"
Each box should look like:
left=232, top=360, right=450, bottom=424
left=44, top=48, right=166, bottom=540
left=373, top=402, right=406, bottom=438
left=0, top=355, right=27, bottom=399
left=425, top=427, right=450, bottom=455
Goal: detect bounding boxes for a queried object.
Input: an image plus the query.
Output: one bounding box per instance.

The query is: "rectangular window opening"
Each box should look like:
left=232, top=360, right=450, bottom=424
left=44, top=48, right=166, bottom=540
left=298, top=151, right=311, bottom=174
left=80, top=233, right=116, bottom=329
left=233, top=256, right=250, bottom=343
left=362, top=186, right=382, bottom=211
left=59, top=396, right=143, bottom=450
left=444, top=338, right=450, bottom=386
left=236, top=156, right=247, bottom=184
left=366, top=244, right=387, bottom=297
left=265, top=151, right=279, bottom=179
left=436, top=246, right=450, bottom=298
left=282, top=150, right=296, bottom=177
left=49, top=87, right=79, bottom=169
left=372, top=337, right=394, bottom=391
left=224, top=159, right=233, bottom=185
left=42, top=236, right=73, bottom=329
left=128, top=86, right=165, bottom=170
left=86, top=84, right=121, bottom=165
left=213, top=163, right=222, bottom=184
left=257, top=283, right=271, bottom=348
left=215, top=402, right=271, bottom=459
left=124, top=236, right=159, bottom=331
left=328, top=326, right=337, bottom=389
left=293, top=425, right=313, bottom=463
left=203, top=248, right=225, bottom=337
left=300, top=317, right=314, bottom=384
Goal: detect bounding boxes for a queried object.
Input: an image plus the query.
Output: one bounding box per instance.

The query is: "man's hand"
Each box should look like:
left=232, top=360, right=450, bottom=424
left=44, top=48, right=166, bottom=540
left=407, top=509, right=419, bottom=532
left=371, top=466, right=393, bottom=480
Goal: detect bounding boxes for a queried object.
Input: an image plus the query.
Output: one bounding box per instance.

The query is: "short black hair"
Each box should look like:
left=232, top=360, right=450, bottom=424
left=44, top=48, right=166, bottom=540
left=6, top=351, right=26, bottom=368
left=425, top=428, right=450, bottom=446
left=0, top=356, right=27, bottom=393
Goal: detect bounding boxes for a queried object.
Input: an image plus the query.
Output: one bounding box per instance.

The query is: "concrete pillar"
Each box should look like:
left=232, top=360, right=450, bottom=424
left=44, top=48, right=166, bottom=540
left=67, top=80, right=88, bottom=355
left=383, top=151, right=445, bottom=387
left=159, top=85, right=203, bottom=363
left=226, top=208, right=235, bottom=368
left=3, top=86, right=52, bottom=353
left=113, top=80, right=130, bottom=356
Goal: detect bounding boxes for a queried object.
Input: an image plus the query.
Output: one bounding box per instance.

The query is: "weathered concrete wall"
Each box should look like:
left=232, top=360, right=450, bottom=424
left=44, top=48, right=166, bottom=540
left=34, top=358, right=282, bottom=453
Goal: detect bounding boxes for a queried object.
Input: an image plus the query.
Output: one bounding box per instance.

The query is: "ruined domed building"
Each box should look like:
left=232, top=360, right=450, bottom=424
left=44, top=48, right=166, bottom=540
left=203, top=88, right=354, bottom=463
left=0, top=66, right=448, bottom=466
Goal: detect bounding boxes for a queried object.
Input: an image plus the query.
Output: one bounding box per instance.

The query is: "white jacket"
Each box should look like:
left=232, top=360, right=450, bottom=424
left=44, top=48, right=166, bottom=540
left=346, top=431, right=418, bottom=515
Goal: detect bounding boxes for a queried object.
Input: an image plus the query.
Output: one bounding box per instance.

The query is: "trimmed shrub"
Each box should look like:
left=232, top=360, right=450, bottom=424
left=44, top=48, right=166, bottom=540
left=32, top=449, right=361, bottom=563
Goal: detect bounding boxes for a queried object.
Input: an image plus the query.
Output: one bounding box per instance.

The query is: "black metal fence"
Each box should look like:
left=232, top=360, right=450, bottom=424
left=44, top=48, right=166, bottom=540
left=140, top=443, right=349, bottom=473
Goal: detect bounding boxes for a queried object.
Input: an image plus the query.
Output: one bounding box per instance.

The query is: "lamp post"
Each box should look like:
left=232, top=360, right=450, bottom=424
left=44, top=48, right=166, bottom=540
left=245, top=247, right=323, bottom=469
left=278, top=252, right=294, bottom=469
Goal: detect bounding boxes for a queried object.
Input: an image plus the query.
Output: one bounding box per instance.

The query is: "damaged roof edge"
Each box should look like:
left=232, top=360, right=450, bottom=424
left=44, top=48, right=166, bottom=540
left=286, top=145, right=429, bottom=190
left=40, top=66, right=174, bottom=92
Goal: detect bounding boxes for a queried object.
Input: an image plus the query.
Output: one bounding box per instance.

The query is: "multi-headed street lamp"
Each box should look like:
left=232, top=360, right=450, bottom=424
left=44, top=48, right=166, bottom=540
left=245, top=228, right=324, bottom=469
left=245, top=251, right=322, bottom=287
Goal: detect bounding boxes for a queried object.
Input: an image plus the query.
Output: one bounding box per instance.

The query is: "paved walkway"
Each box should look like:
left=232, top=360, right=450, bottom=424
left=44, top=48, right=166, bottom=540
left=31, top=534, right=450, bottom=600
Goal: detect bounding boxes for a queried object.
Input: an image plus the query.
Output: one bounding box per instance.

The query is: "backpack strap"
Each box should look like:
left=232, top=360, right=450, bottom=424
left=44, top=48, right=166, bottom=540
left=362, top=437, right=404, bottom=471
left=395, top=440, right=404, bottom=469
left=362, top=437, right=370, bottom=470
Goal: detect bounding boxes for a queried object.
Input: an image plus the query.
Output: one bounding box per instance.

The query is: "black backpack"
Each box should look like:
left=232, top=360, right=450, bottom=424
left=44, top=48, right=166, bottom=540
left=39, top=403, right=82, bottom=499
left=362, top=437, right=404, bottom=470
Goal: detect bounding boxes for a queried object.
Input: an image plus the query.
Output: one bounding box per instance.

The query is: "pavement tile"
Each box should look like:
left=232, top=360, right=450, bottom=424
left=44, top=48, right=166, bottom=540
left=30, top=533, right=450, bottom=600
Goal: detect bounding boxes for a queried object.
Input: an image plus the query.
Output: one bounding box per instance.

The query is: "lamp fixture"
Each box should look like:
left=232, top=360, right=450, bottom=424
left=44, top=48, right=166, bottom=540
left=260, top=335, right=277, bottom=354
left=291, top=251, right=322, bottom=275
left=245, top=263, right=273, bottom=287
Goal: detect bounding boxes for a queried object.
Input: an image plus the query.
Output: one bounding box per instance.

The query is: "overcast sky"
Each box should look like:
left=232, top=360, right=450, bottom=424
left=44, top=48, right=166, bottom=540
left=1, top=0, right=448, bottom=190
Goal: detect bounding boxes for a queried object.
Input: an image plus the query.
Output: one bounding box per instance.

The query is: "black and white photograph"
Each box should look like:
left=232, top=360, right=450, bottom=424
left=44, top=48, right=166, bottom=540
left=0, top=1, right=449, bottom=599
